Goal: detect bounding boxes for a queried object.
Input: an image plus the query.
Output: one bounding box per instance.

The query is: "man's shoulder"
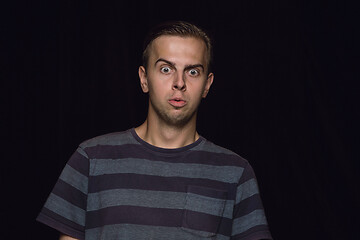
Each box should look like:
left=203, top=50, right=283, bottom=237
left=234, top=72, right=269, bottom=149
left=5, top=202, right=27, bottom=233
left=195, top=138, right=238, bottom=155
left=194, top=138, right=249, bottom=166
left=79, top=128, right=139, bottom=149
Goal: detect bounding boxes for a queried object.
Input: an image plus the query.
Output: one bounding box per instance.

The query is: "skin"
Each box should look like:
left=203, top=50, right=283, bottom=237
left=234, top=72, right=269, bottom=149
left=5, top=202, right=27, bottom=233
left=59, top=235, right=77, bottom=240
left=58, top=35, right=214, bottom=240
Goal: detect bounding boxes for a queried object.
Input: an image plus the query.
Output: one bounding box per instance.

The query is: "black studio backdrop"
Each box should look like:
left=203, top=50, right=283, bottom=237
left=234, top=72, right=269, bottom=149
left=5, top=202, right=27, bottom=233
left=2, top=1, right=359, bottom=239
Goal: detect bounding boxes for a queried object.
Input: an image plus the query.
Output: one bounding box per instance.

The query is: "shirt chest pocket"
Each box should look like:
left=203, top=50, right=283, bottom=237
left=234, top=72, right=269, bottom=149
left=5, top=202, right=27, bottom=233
left=182, top=185, right=227, bottom=238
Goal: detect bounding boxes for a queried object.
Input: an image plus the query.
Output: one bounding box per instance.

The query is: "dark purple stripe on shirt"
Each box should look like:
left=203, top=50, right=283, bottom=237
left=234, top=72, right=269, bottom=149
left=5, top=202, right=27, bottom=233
left=52, top=179, right=87, bottom=209
left=232, top=225, right=272, bottom=240
left=88, top=173, right=237, bottom=200
left=38, top=207, right=85, bottom=233
left=86, top=205, right=181, bottom=229
left=86, top=205, right=233, bottom=236
left=83, top=144, right=247, bottom=167
left=183, top=210, right=233, bottom=236
left=238, top=163, right=256, bottom=184
left=67, top=150, right=89, bottom=177
left=187, top=185, right=228, bottom=199
left=234, top=194, right=264, bottom=218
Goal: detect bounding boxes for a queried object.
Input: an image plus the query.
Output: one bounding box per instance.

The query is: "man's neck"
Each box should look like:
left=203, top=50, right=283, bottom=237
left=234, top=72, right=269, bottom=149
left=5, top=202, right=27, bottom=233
left=135, top=119, right=199, bottom=149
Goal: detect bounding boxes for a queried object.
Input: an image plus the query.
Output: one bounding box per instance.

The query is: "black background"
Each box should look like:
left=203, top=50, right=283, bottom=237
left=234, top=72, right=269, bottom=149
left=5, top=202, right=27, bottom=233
left=2, top=0, right=359, bottom=239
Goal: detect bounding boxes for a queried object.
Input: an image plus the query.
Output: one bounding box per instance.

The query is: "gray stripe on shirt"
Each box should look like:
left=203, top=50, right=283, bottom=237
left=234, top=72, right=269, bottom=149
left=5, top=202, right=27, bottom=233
left=44, top=193, right=85, bottom=226
left=59, top=164, right=88, bottom=194
left=232, top=209, right=268, bottom=235
left=88, top=189, right=235, bottom=218
left=90, top=158, right=243, bottom=183
left=235, top=178, right=259, bottom=204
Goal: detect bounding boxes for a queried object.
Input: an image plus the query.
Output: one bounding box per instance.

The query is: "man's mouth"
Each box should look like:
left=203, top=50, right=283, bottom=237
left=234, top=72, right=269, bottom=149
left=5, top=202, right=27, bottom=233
left=168, top=98, right=187, bottom=108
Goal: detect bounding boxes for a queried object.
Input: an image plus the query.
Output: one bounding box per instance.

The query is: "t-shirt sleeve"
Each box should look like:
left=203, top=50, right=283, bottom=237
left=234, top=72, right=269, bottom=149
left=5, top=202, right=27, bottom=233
left=231, top=162, right=272, bottom=240
left=36, top=147, right=89, bottom=240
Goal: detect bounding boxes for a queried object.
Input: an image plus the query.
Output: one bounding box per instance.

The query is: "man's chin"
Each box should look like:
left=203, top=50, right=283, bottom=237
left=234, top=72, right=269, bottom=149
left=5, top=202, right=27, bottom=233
left=162, top=113, right=194, bottom=128
left=151, top=104, right=196, bottom=128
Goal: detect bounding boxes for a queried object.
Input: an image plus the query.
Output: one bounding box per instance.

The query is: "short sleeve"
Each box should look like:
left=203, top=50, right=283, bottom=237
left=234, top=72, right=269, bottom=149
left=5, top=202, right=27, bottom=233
left=231, top=162, right=272, bottom=240
left=36, top=147, right=89, bottom=240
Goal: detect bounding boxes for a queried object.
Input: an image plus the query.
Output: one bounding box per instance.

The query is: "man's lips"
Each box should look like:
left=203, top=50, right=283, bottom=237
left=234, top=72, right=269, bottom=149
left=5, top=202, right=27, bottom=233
left=168, top=98, right=187, bottom=108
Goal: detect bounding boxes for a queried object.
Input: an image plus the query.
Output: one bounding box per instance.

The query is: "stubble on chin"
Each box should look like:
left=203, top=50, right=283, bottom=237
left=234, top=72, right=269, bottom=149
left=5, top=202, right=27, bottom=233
left=150, top=101, right=196, bottom=128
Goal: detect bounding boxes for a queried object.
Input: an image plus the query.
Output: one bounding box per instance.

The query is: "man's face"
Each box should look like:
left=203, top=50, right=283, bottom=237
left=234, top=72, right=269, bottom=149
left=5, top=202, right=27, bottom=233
left=139, top=35, right=214, bottom=127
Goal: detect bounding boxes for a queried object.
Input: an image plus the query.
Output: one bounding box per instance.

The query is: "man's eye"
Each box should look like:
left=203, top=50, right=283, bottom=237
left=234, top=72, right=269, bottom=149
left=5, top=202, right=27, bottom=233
left=188, top=69, right=199, bottom=76
left=160, top=67, right=171, bottom=74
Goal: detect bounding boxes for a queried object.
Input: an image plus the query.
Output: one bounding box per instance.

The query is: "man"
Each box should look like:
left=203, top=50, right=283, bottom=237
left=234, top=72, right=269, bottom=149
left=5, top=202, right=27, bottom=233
left=37, top=21, right=272, bottom=240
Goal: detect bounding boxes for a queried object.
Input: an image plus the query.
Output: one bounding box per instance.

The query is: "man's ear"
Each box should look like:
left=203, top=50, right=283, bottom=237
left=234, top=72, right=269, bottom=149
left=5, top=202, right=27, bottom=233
left=202, top=72, right=214, bottom=98
left=139, top=66, right=149, bottom=93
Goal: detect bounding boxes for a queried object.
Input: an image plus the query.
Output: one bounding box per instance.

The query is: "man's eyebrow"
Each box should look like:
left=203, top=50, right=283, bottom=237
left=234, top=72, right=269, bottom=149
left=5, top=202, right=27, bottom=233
left=155, top=58, right=205, bottom=72
left=184, top=64, right=204, bottom=72
left=155, top=58, right=175, bottom=67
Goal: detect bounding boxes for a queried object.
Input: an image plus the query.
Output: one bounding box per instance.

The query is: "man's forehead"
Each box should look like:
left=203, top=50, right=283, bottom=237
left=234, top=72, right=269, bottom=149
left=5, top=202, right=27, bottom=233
left=151, top=35, right=206, bottom=48
left=149, top=36, right=208, bottom=64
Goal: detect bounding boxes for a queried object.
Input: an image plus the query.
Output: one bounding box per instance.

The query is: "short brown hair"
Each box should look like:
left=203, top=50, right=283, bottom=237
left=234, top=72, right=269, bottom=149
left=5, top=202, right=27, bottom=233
left=142, top=21, right=213, bottom=73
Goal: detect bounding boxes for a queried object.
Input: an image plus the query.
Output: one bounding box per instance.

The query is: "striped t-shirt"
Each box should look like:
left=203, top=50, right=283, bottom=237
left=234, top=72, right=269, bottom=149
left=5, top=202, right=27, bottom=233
left=37, top=128, right=272, bottom=240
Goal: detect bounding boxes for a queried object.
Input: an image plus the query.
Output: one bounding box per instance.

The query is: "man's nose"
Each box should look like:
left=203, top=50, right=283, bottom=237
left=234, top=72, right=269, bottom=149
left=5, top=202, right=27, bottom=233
left=172, top=72, right=186, bottom=91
